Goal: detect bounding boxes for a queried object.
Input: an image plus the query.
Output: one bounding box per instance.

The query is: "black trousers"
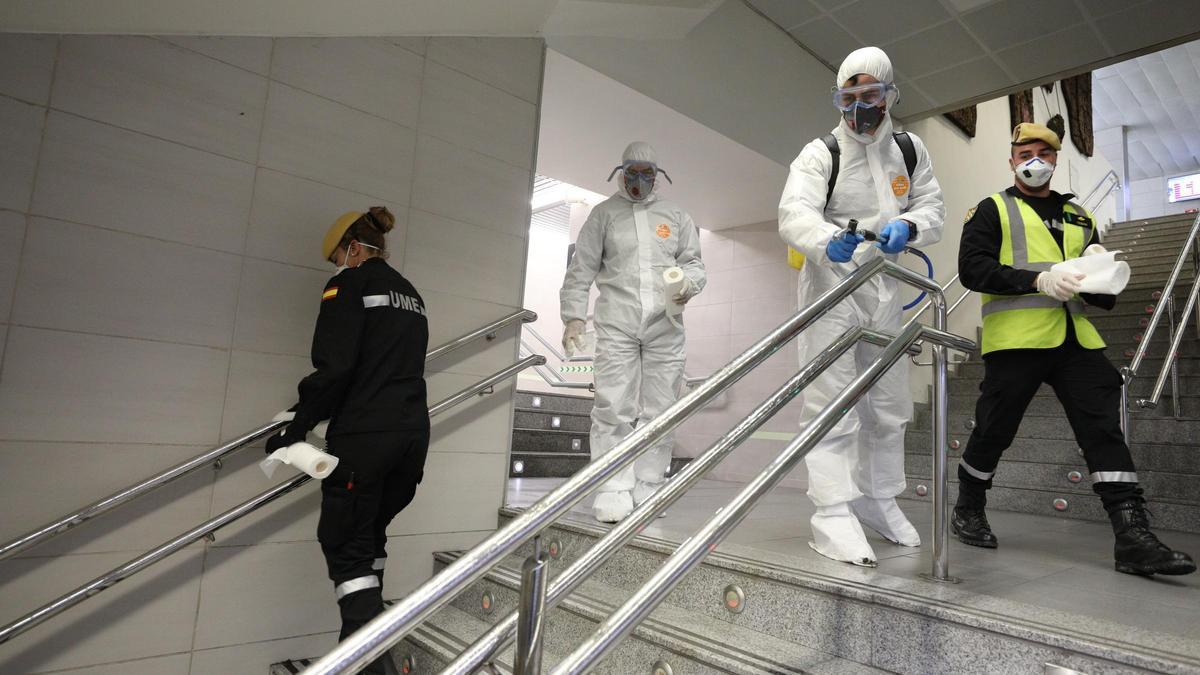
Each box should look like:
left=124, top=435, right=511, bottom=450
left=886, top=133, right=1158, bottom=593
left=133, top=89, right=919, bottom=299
left=318, top=428, right=430, bottom=669
left=957, top=341, right=1140, bottom=511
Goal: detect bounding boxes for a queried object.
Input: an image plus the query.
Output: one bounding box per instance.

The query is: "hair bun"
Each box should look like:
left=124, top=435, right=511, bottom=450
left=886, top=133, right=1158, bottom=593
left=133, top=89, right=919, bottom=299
left=366, top=206, right=395, bottom=233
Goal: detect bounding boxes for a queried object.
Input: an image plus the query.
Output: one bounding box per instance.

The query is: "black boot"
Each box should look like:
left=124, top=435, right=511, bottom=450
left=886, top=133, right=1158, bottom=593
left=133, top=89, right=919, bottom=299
left=952, top=506, right=998, bottom=548
left=1108, top=500, right=1196, bottom=576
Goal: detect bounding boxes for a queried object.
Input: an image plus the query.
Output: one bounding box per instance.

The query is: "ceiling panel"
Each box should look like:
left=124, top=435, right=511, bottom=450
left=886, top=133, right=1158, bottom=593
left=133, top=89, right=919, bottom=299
left=744, top=0, right=821, bottom=31
left=994, top=23, right=1109, bottom=82
left=884, top=20, right=980, bottom=80
left=832, top=0, right=950, bottom=46
left=892, top=78, right=936, bottom=117
left=911, top=56, right=1009, bottom=106
left=1094, top=2, right=1199, bottom=55
left=788, top=16, right=856, bottom=71
left=960, top=0, right=1084, bottom=52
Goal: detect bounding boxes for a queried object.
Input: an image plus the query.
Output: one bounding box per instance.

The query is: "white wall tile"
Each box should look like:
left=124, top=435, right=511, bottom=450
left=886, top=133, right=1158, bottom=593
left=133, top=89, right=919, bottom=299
left=205, top=448, right=320, bottom=546
left=32, top=111, right=255, bottom=253
left=386, top=451, right=506, bottom=536
left=0, top=327, right=228, bottom=445
left=379, top=530, right=490, bottom=598
left=161, top=36, right=274, bottom=75
left=272, top=37, right=424, bottom=128
left=220, top=349, right=312, bottom=441
left=0, top=34, right=57, bottom=104
left=0, top=96, right=45, bottom=211
left=686, top=267, right=733, bottom=307
left=52, top=36, right=267, bottom=163
left=45, top=653, right=193, bottom=675
left=426, top=37, right=544, bottom=104
left=190, top=633, right=337, bottom=675
left=0, top=548, right=205, bottom=673
left=193, top=540, right=339, bottom=649
left=410, top=133, right=532, bottom=238
left=429, top=374, right=516, bottom=454
left=698, top=230, right=735, bottom=272
left=0, top=211, right=25, bottom=320
left=403, top=209, right=526, bottom=306
left=679, top=301, right=731, bottom=340
left=259, top=82, right=416, bottom=204
left=0, top=442, right=213, bottom=556
left=730, top=295, right=797, bottom=340
left=245, top=168, right=407, bottom=271
left=418, top=61, right=537, bottom=170
left=232, top=259, right=328, bottom=357
left=731, top=262, right=796, bottom=303
left=731, top=227, right=787, bottom=268
left=13, top=218, right=242, bottom=347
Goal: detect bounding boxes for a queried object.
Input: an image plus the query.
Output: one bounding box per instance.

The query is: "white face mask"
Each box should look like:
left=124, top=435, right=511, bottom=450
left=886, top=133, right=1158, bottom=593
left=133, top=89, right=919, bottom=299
left=331, top=242, right=382, bottom=274
left=1014, top=157, right=1054, bottom=188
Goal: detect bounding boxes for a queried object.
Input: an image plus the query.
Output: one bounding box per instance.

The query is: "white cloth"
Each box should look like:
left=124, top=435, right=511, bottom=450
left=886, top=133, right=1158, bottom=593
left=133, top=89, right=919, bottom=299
left=1051, top=250, right=1130, bottom=295
left=561, top=159, right=705, bottom=499
left=778, top=91, right=945, bottom=509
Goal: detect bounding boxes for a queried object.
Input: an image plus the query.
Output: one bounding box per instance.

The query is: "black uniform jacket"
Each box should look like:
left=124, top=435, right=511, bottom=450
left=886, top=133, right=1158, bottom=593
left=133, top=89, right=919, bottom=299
left=290, top=257, right=430, bottom=441
left=958, top=185, right=1116, bottom=311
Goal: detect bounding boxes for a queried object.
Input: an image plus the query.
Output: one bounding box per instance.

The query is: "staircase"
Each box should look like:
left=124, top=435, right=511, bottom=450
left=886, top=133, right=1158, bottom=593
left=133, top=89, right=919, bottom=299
left=903, top=213, right=1200, bottom=533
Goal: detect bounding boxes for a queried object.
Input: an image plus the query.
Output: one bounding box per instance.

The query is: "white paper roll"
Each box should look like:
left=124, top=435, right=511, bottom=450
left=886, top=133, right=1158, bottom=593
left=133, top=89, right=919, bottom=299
left=260, top=441, right=340, bottom=480
left=663, top=267, right=686, bottom=318
left=1051, top=250, right=1131, bottom=295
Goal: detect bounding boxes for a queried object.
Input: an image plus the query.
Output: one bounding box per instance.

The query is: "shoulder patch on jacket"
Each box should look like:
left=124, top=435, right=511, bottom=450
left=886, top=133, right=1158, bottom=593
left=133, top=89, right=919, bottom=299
left=322, top=287, right=339, bottom=301
left=963, top=206, right=976, bottom=224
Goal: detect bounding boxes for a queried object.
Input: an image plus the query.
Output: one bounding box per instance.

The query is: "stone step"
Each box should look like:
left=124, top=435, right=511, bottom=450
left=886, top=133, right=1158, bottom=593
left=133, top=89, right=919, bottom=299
left=945, top=391, right=1200, bottom=418
left=512, top=427, right=590, bottom=454
left=434, top=550, right=874, bottom=674
left=904, top=430, right=1200, bottom=475
left=493, top=507, right=1200, bottom=674
left=1106, top=230, right=1193, bottom=249
left=514, top=390, right=594, bottom=415
left=900, top=475, right=1200, bottom=534
left=945, top=371, right=1200, bottom=400
left=510, top=453, right=691, bottom=479
left=513, top=408, right=591, bottom=433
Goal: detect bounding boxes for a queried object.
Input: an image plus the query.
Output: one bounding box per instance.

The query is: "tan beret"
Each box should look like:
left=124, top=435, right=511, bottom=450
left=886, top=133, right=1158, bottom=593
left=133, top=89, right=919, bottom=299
left=1011, top=122, right=1061, bottom=151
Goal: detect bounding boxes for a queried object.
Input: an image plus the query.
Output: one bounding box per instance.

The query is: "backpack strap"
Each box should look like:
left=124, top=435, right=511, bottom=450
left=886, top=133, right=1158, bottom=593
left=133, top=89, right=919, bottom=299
left=893, top=131, right=917, bottom=178
left=821, top=133, right=840, bottom=206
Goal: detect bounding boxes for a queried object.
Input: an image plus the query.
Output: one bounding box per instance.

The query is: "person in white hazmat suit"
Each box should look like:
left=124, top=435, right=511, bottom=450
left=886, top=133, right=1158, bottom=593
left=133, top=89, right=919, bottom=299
left=778, top=47, right=945, bottom=566
left=560, top=142, right=706, bottom=523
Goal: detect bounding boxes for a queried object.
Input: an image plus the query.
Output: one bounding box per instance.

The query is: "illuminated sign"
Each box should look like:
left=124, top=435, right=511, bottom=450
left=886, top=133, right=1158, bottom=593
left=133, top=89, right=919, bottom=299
left=1168, top=173, right=1200, bottom=203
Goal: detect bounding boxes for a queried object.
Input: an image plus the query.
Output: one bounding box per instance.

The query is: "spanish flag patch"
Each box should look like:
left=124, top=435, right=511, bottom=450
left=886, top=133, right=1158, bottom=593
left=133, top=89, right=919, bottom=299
left=322, top=287, right=339, bottom=301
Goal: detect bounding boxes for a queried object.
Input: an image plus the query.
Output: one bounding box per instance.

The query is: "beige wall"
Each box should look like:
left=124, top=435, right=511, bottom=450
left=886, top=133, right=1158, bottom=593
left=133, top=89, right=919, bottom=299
left=0, top=34, right=543, bottom=674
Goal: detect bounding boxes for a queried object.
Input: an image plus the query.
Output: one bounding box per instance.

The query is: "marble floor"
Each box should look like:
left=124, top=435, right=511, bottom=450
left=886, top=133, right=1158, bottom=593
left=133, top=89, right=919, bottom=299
left=506, top=477, right=1200, bottom=644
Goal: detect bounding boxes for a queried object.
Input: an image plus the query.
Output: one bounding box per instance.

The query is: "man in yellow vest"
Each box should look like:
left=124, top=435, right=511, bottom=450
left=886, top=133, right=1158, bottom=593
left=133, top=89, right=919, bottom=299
left=954, top=122, right=1193, bottom=576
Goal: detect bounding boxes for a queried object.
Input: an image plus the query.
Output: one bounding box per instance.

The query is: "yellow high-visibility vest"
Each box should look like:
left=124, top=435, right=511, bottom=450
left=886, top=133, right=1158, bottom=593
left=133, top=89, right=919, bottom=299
left=980, top=192, right=1106, bottom=355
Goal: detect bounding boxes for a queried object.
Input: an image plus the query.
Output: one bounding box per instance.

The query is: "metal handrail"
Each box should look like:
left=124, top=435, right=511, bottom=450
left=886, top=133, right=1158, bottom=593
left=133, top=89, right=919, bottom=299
left=551, top=322, right=974, bottom=674
left=903, top=273, right=972, bottom=366
left=301, top=256, right=952, bottom=675
left=523, top=323, right=592, bottom=362
left=519, top=341, right=595, bottom=391
left=0, top=355, right=546, bottom=646
left=0, top=309, right=538, bottom=562
left=1122, top=213, right=1200, bottom=418
left=1082, top=169, right=1120, bottom=212
left=443, top=327, right=926, bottom=675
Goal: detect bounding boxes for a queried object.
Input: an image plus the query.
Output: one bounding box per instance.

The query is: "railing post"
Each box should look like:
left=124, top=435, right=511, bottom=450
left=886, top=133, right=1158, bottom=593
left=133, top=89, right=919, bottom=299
left=1119, top=367, right=1131, bottom=442
left=1193, top=239, right=1200, bottom=340
left=1167, top=296, right=1181, bottom=418
left=926, top=290, right=958, bottom=583
left=515, top=536, right=549, bottom=675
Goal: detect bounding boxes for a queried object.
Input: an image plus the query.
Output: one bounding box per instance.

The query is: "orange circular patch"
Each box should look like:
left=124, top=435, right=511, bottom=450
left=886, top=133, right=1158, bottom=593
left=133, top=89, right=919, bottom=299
left=891, top=175, right=910, bottom=196
left=656, top=223, right=672, bottom=239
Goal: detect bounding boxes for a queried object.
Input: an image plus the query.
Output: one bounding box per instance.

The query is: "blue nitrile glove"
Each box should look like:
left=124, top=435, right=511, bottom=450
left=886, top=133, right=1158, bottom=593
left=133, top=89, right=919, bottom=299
left=826, top=232, right=865, bottom=263
left=876, top=219, right=910, bottom=254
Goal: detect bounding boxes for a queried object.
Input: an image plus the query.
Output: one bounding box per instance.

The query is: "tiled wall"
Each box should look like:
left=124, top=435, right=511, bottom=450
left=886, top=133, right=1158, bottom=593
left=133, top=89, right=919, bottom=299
left=0, top=34, right=543, bottom=673
left=1130, top=176, right=1200, bottom=221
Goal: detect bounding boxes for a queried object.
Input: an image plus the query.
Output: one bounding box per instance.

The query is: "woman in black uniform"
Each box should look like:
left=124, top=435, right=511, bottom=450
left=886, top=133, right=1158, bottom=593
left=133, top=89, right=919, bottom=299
left=267, top=207, right=429, bottom=673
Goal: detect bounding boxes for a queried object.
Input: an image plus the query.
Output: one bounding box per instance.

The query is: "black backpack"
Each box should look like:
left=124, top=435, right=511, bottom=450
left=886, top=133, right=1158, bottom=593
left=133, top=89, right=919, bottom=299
left=821, top=131, right=917, bottom=206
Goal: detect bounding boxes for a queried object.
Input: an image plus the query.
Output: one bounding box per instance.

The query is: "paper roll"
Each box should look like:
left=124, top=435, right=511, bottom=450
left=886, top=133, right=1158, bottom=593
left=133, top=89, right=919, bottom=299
left=1051, top=250, right=1131, bottom=295
left=260, top=441, right=339, bottom=480
left=663, top=267, right=686, bottom=318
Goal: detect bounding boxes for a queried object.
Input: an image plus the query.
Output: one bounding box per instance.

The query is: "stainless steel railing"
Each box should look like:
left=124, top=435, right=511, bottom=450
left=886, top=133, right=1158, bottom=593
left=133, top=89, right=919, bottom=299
left=519, top=341, right=595, bottom=391
left=0, top=309, right=537, bottom=563
left=523, top=322, right=593, bottom=362
left=905, top=273, right=972, bottom=366
left=1121, top=213, right=1200, bottom=428
left=551, top=321, right=974, bottom=674
left=442, top=327, right=925, bottom=675
left=0, top=355, right=546, bottom=646
left=301, top=256, right=961, bottom=675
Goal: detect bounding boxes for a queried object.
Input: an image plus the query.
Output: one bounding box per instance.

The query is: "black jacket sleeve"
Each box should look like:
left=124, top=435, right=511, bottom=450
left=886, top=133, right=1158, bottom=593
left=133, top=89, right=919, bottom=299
left=287, top=270, right=367, bottom=441
left=1080, top=226, right=1117, bottom=311
left=958, top=198, right=1040, bottom=295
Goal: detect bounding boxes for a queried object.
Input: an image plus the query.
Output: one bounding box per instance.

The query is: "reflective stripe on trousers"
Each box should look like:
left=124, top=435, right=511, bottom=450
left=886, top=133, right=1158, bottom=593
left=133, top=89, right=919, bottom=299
left=1092, top=471, right=1138, bottom=483
left=335, top=575, right=380, bottom=600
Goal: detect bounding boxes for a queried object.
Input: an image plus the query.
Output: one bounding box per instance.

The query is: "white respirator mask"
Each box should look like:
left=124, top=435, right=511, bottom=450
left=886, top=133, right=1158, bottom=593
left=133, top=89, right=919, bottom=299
left=1014, top=157, right=1055, bottom=188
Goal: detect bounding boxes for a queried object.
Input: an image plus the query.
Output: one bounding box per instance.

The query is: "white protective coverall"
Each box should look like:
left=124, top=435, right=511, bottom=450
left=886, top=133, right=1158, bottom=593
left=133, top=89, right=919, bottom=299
left=560, top=142, right=706, bottom=522
left=778, top=47, right=945, bottom=564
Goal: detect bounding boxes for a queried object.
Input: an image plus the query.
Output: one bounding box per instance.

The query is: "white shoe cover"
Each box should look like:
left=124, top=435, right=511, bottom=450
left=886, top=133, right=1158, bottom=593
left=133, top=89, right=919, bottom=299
left=809, top=503, right=877, bottom=567
left=633, top=480, right=668, bottom=518
left=593, top=491, right=634, bottom=523
left=851, top=496, right=921, bottom=547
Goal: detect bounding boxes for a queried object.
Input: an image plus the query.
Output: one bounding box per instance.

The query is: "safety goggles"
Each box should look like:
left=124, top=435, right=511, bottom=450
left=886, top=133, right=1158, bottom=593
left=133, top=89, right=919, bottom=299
left=606, top=161, right=673, bottom=184
left=831, top=82, right=894, bottom=112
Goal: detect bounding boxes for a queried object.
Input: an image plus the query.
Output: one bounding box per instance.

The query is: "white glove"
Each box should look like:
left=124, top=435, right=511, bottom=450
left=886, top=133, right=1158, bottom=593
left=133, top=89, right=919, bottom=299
left=672, top=277, right=696, bottom=305
left=562, top=319, right=586, bottom=355
left=1036, top=270, right=1085, bottom=302
left=272, top=409, right=295, bottom=423
left=1083, top=243, right=1107, bottom=257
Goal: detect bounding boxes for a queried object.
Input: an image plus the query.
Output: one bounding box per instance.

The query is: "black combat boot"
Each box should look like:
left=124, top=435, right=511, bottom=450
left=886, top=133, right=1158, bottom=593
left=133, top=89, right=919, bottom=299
left=952, top=506, right=998, bottom=548
left=1108, top=500, right=1196, bottom=576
